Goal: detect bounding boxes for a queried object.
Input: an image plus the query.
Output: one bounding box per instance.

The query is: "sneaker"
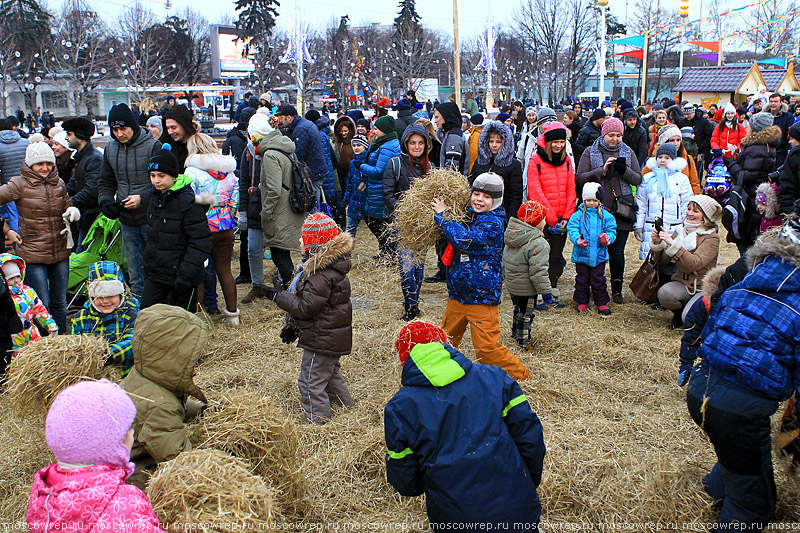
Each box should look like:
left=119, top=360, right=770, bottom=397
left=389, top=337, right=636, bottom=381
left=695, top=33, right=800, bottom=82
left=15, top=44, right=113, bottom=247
left=597, top=305, right=612, bottom=316
left=424, top=272, right=446, bottom=283
left=577, top=304, right=589, bottom=312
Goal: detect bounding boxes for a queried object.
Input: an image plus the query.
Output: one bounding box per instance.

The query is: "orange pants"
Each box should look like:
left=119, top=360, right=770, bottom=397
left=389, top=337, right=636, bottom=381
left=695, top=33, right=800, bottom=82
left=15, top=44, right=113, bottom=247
left=441, top=299, right=532, bottom=382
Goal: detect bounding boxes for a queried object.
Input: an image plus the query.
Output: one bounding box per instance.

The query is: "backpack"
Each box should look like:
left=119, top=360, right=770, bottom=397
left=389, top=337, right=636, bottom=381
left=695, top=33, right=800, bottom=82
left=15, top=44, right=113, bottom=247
left=283, top=153, right=316, bottom=214
left=721, top=169, right=752, bottom=243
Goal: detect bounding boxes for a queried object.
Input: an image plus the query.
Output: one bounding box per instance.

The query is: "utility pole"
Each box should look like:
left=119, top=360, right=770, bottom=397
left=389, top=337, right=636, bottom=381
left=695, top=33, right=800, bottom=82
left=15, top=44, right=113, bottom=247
left=640, top=32, right=649, bottom=105
left=453, top=0, right=461, bottom=107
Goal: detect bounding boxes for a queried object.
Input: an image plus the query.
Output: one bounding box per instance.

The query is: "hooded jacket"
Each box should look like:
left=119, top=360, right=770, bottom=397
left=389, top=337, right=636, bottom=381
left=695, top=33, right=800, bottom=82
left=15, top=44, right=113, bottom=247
left=642, top=144, right=701, bottom=194
left=144, top=174, right=212, bottom=287
left=66, top=141, right=103, bottom=234
left=502, top=218, right=553, bottom=297
left=0, top=129, right=28, bottom=184
left=121, top=304, right=208, bottom=488
left=635, top=157, right=693, bottom=256
left=567, top=203, right=618, bottom=267
left=778, top=144, right=800, bottom=215
left=384, top=342, right=545, bottom=527
left=526, top=133, right=576, bottom=227
left=286, top=114, right=327, bottom=184
left=98, top=126, right=162, bottom=227
left=343, top=151, right=367, bottom=220
left=275, top=232, right=353, bottom=357
left=710, top=118, right=747, bottom=151
left=333, top=115, right=356, bottom=177
left=0, top=253, right=57, bottom=350
left=69, top=261, right=139, bottom=377
left=698, top=236, right=800, bottom=402
left=0, top=163, right=72, bottom=264
left=771, top=102, right=793, bottom=156
left=184, top=153, right=239, bottom=232
left=361, top=131, right=401, bottom=219
left=650, top=223, right=720, bottom=293
left=238, top=141, right=263, bottom=227
left=623, top=117, right=649, bottom=169
left=27, top=463, right=165, bottom=533
left=315, top=116, right=340, bottom=205
left=575, top=120, right=602, bottom=160
left=435, top=102, right=470, bottom=173
left=258, top=130, right=303, bottom=252
left=395, top=107, right=417, bottom=139
left=383, top=124, right=431, bottom=215
left=469, top=121, right=524, bottom=221
left=756, top=182, right=781, bottom=233
left=467, top=124, right=484, bottom=173
left=435, top=207, right=506, bottom=305
left=221, top=127, right=247, bottom=164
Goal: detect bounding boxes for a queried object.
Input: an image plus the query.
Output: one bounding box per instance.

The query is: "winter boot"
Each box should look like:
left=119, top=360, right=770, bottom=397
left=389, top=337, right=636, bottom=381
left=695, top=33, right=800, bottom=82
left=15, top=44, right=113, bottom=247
left=221, top=307, right=241, bottom=327
left=512, top=312, right=526, bottom=346
left=404, top=304, right=420, bottom=321
left=611, top=279, right=624, bottom=304
left=521, top=311, right=534, bottom=346
left=597, top=305, right=612, bottom=316
left=241, top=286, right=265, bottom=304
left=669, top=309, right=684, bottom=330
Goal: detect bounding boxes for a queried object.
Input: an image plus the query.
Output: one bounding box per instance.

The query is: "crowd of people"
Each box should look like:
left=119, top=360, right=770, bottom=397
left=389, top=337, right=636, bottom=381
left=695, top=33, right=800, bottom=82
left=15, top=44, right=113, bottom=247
left=0, top=86, right=799, bottom=531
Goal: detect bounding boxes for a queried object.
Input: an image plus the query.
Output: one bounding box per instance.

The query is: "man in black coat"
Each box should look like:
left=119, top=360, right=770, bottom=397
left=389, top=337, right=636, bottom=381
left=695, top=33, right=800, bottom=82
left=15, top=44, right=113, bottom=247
left=778, top=123, right=800, bottom=215
left=276, top=104, right=327, bottom=187
left=622, top=109, right=648, bottom=168
left=769, top=93, right=794, bottom=167
left=222, top=123, right=248, bottom=165
left=575, top=109, right=606, bottom=161
left=160, top=104, right=198, bottom=173
left=686, top=104, right=714, bottom=172
left=63, top=117, right=103, bottom=245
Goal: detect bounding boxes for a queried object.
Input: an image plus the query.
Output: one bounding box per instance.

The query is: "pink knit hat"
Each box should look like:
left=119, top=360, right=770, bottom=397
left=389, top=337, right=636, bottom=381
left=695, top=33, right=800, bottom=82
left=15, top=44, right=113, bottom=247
left=45, top=380, right=137, bottom=477
left=601, top=117, right=624, bottom=137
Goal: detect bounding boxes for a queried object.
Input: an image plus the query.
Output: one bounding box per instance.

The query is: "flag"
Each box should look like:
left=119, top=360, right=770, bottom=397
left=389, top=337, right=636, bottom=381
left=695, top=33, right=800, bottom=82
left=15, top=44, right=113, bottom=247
left=693, top=53, right=719, bottom=62
left=611, top=34, right=646, bottom=48
left=618, top=49, right=644, bottom=60
left=758, top=58, right=786, bottom=67
left=689, top=41, right=720, bottom=53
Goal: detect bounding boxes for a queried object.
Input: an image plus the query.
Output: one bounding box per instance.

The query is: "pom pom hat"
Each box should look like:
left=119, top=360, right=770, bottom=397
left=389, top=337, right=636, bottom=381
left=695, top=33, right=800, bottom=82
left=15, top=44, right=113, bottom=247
left=25, top=142, right=56, bottom=167
left=301, top=213, right=339, bottom=252
left=517, top=200, right=548, bottom=227
left=395, top=321, right=448, bottom=365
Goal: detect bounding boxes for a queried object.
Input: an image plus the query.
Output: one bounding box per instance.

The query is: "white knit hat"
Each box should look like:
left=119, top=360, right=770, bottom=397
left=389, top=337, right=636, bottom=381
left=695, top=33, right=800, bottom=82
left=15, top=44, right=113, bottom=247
left=247, top=113, right=273, bottom=142
left=582, top=182, right=602, bottom=203
left=723, top=102, right=736, bottom=116
left=25, top=141, right=56, bottom=166
left=52, top=131, right=71, bottom=150
left=657, top=125, right=682, bottom=146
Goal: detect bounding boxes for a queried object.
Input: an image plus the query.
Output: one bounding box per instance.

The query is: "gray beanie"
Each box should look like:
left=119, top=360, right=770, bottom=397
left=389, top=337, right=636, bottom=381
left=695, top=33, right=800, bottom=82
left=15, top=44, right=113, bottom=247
left=472, top=172, right=504, bottom=211
left=656, top=143, right=678, bottom=160
left=535, top=107, right=556, bottom=126
left=749, top=111, right=774, bottom=133
left=146, top=115, right=162, bottom=133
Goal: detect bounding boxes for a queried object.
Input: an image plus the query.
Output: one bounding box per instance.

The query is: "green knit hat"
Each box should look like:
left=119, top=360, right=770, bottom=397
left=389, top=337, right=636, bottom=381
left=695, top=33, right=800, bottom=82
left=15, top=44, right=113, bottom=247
left=374, top=115, right=395, bottom=134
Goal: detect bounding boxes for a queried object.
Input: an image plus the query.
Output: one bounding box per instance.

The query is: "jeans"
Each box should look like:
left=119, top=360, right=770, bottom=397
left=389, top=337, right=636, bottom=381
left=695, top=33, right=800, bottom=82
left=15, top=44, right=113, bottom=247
left=345, top=215, right=361, bottom=239
left=203, top=262, right=218, bottom=309
left=25, top=259, right=69, bottom=333
left=270, top=247, right=294, bottom=287
left=120, top=223, right=148, bottom=299
left=239, top=228, right=250, bottom=279
left=607, top=228, right=630, bottom=282
left=247, top=227, right=265, bottom=286
left=397, top=246, right=424, bottom=306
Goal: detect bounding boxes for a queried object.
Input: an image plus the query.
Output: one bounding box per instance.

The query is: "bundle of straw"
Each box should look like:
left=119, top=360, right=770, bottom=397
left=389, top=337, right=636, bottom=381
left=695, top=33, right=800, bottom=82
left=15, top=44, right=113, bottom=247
left=390, top=168, right=471, bottom=258
left=147, top=449, right=283, bottom=532
left=195, top=390, right=307, bottom=517
left=5, top=335, right=110, bottom=416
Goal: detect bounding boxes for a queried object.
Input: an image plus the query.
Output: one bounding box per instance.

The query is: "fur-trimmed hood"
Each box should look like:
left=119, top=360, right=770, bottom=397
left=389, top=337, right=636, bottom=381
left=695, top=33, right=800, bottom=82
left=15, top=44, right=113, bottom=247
left=476, top=120, right=515, bottom=167
left=702, top=265, right=727, bottom=301
left=740, top=125, right=782, bottom=149
left=303, top=232, right=354, bottom=277
left=334, top=115, right=356, bottom=147
left=184, top=153, right=237, bottom=173
left=747, top=230, right=800, bottom=270
left=756, top=182, right=780, bottom=219
left=644, top=156, right=687, bottom=174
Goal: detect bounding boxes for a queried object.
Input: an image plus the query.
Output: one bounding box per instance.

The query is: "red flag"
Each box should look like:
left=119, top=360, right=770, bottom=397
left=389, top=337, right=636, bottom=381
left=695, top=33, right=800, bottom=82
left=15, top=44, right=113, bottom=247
left=618, top=49, right=644, bottom=60
left=689, top=41, right=720, bottom=53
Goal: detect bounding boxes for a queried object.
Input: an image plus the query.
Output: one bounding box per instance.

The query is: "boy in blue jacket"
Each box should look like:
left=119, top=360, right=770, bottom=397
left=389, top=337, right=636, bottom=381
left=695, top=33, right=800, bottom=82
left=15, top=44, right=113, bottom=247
left=567, top=182, right=617, bottom=315
left=342, top=134, right=368, bottom=238
left=432, top=172, right=531, bottom=381
left=384, top=320, right=545, bottom=531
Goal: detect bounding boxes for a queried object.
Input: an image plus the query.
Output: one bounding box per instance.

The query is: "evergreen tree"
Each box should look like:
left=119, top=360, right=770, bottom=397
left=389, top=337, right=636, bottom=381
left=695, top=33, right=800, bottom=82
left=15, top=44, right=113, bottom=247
left=234, top=0, right=279, bottom=54
left=389, top=0, right=438, bottom=92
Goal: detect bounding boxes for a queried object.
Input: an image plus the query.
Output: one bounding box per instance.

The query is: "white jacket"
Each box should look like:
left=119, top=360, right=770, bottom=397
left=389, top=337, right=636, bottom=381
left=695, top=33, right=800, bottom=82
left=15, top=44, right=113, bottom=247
left=635, top=157, right=693, bottom=258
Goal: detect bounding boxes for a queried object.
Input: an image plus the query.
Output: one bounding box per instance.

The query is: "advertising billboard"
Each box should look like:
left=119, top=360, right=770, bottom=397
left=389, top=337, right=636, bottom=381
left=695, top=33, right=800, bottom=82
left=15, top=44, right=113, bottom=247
left=211, top=25, right=255, bottom=79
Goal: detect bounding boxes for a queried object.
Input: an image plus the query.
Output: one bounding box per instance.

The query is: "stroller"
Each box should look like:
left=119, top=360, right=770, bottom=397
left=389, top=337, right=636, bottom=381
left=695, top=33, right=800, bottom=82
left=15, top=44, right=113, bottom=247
left=704, top=155, right=732, bottom=206
left=68, top=214, right=126, bottom=311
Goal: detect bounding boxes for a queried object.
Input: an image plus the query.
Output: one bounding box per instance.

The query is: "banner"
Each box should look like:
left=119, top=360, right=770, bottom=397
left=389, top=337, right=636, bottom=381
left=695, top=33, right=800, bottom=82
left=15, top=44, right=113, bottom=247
left=758, top=57, right=786, bottom=67
left=688, top=40, right=720, bottom=52
left=618, top=49, right=644, bottom=60
left=610, top=34, right=646, bottom=48
left=693, top=53, right=719, bottom=62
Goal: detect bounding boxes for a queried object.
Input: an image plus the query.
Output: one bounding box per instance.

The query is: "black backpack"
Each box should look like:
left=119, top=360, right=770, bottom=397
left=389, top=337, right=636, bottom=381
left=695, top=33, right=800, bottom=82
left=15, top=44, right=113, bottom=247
left=721, top=171, right=753, bottom=243
left=283, top=154, right=316, bottom=214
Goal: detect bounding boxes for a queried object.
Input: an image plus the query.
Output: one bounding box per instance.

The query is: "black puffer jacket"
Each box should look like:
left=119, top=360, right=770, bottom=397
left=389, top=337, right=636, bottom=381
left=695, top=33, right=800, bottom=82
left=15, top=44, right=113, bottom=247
left=222, top=127, right=247, bottom=164
left=275, top=232, right=354, bottom=357
left=383, top=124, right=432, bottom=215
left=144, top=176, right=212, bottom=287
left=623, top=122, right=649, bottom=170
left=67, top=141, right=103, bottom=234
left=779, top=144, right=800, bottom=215
left=468, top=121, right=523, bottom=222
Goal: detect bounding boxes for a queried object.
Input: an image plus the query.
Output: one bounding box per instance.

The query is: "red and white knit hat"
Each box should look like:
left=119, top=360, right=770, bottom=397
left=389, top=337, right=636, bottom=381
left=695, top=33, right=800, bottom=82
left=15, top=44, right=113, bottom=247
left=301, top=212, right=339, bottom=252
left=395, top=321, right=448, bottom=365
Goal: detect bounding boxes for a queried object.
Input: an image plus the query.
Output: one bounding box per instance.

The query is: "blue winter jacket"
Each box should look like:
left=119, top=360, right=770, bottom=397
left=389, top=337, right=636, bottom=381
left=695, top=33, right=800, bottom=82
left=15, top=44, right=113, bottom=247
left=699, top=238, right=800, bottom=402
left=385, top=342, right=545, bottom=529
left=287, top=115, right=327, bottom=184
left=436, top=207, right=505, bottom=305
left=315, top=117, right=339, bottom=205
left=361, top=136, right=401, bottom=219
left=567, top=204, right=617, bottom=267
left=343, top=152, right=367, bottom=221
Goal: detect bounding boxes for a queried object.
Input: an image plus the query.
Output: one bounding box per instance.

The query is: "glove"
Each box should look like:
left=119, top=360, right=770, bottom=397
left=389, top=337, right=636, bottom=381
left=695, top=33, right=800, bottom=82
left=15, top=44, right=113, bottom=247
left=613, top=157, right=627, bottom=175
left=357, top=181, right=367, bottom=193
left=101, top=201, right=123, bottom=220
left=634, top=228, right=643, bottom=241
left=354, top=161, right=363, bottom=170
left=677, top=363, right=693, bottom=387
left=279, top=323, right=299, bottom=344
left=262, top=276, right=284, bottom=302
left=577, top=236, right=589, bottom=247
left=62, top=206, right=81, bottom=223
left=237, top=212, right=248, bottom=231
left=541, top=293, right=553, bottom=304
left=711, top=148, right=722, bottom=157
left=599, top=233, right=611, bottom=246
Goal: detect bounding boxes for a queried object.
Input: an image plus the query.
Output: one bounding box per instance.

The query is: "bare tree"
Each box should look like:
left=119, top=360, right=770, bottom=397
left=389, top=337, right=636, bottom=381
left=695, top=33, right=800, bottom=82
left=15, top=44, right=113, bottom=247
left=388, top=0, right=442, bottom=92
left=326, top=16, right=354, bottom=107
left=112, top=4, right=173, bottom=100
left=740, top=0, right=800, bottom=53
left=244, top=31, right=290, bottom=93
left=632, top=0, right=681, bottom=100
left=176, top=8, right=212, bottom=86
left=353, top=24, right=393, bottom=99
left=0, top=0, right=51, bottom=114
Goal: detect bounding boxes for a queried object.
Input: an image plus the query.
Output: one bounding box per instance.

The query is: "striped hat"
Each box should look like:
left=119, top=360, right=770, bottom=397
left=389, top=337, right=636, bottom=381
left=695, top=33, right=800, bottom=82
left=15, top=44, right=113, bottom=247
left=301, top=212, right=339, bottom=252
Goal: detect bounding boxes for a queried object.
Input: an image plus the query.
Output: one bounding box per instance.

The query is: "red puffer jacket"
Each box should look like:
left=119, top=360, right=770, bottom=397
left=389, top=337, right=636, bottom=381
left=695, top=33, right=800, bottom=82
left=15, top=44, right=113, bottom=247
left=526, top=136, right=576, bottom=227
left=710, top=122, right=747, bottom=151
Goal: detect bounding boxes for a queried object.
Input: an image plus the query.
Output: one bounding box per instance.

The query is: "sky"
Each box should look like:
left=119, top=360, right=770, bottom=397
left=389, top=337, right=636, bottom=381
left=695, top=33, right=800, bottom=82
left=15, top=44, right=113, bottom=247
left=76, top=0, right=728, bottom=37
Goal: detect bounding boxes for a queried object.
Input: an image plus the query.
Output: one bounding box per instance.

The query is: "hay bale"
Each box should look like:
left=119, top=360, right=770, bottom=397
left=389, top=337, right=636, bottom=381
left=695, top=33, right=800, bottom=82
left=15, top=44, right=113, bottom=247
left=390, top=167, right=471, bottom=258
left=147, top=449, right=282, bottom=532
left=195, top=390, right=306, bottom=516
left=5, top=335, right=110, bottom=416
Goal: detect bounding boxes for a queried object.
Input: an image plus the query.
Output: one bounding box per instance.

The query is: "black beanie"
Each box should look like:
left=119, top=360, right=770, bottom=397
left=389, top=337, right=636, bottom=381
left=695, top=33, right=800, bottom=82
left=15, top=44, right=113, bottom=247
left=62, top=117, right=95, bottom=141
left=108, top=103, right=137, bottom=130
left=470, top=113, right=484, bottom=125
left=162, top=105, right=196, bottom=136
left=544, top=127, right=568, bottom=143
left=591, top=108, right=606, bottom=122
left=789, top=121, right=800, bottom=143
left=148, top=145, right=179, bottom=178
left=305, top=109, right=321, bottom=122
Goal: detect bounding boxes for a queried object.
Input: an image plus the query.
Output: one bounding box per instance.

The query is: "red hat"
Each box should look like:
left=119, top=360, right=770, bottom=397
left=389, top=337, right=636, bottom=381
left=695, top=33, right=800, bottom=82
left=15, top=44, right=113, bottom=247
left=517, top=200, right=548, bottom=227
left=395, top=321, right=448, bottom=365
left=301, top=212, right=339, bottom=252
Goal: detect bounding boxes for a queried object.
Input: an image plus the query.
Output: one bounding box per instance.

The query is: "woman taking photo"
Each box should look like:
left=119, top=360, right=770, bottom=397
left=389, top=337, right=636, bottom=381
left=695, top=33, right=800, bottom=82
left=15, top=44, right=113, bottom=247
left=576, top=117, right=643, bottom=304
left=383, top=124, right=432, bottom=321
left=526, top=122, right=574, bottom=306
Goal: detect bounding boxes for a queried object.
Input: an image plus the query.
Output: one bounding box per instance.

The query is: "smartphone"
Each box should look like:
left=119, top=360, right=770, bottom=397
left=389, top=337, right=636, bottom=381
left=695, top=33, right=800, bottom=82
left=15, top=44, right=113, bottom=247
left=654, top=217, right=663, bottom=233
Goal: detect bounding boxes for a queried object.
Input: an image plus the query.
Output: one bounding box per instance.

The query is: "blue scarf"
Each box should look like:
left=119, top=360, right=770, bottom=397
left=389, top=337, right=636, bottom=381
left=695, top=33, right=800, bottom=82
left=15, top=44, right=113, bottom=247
left=645, top=167, right=673, bottom=199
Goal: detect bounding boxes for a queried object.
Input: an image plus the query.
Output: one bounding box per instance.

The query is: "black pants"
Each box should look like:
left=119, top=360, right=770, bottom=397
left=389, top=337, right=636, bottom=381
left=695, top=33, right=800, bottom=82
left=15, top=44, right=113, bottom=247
left=510, top=295, right=529, bottom=315
left=544, top=231, right=568, bottom=289
left=607, top=227, right=630, bottom=281
left=0, top=334, right=12, bottom=379
left=364, top=216, right=395, bottom=259
left=239, top=229, right=250, bottom=277
left=270, top=247, right=294, bottom=287
left=141, top=279, right=196, bottom=311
